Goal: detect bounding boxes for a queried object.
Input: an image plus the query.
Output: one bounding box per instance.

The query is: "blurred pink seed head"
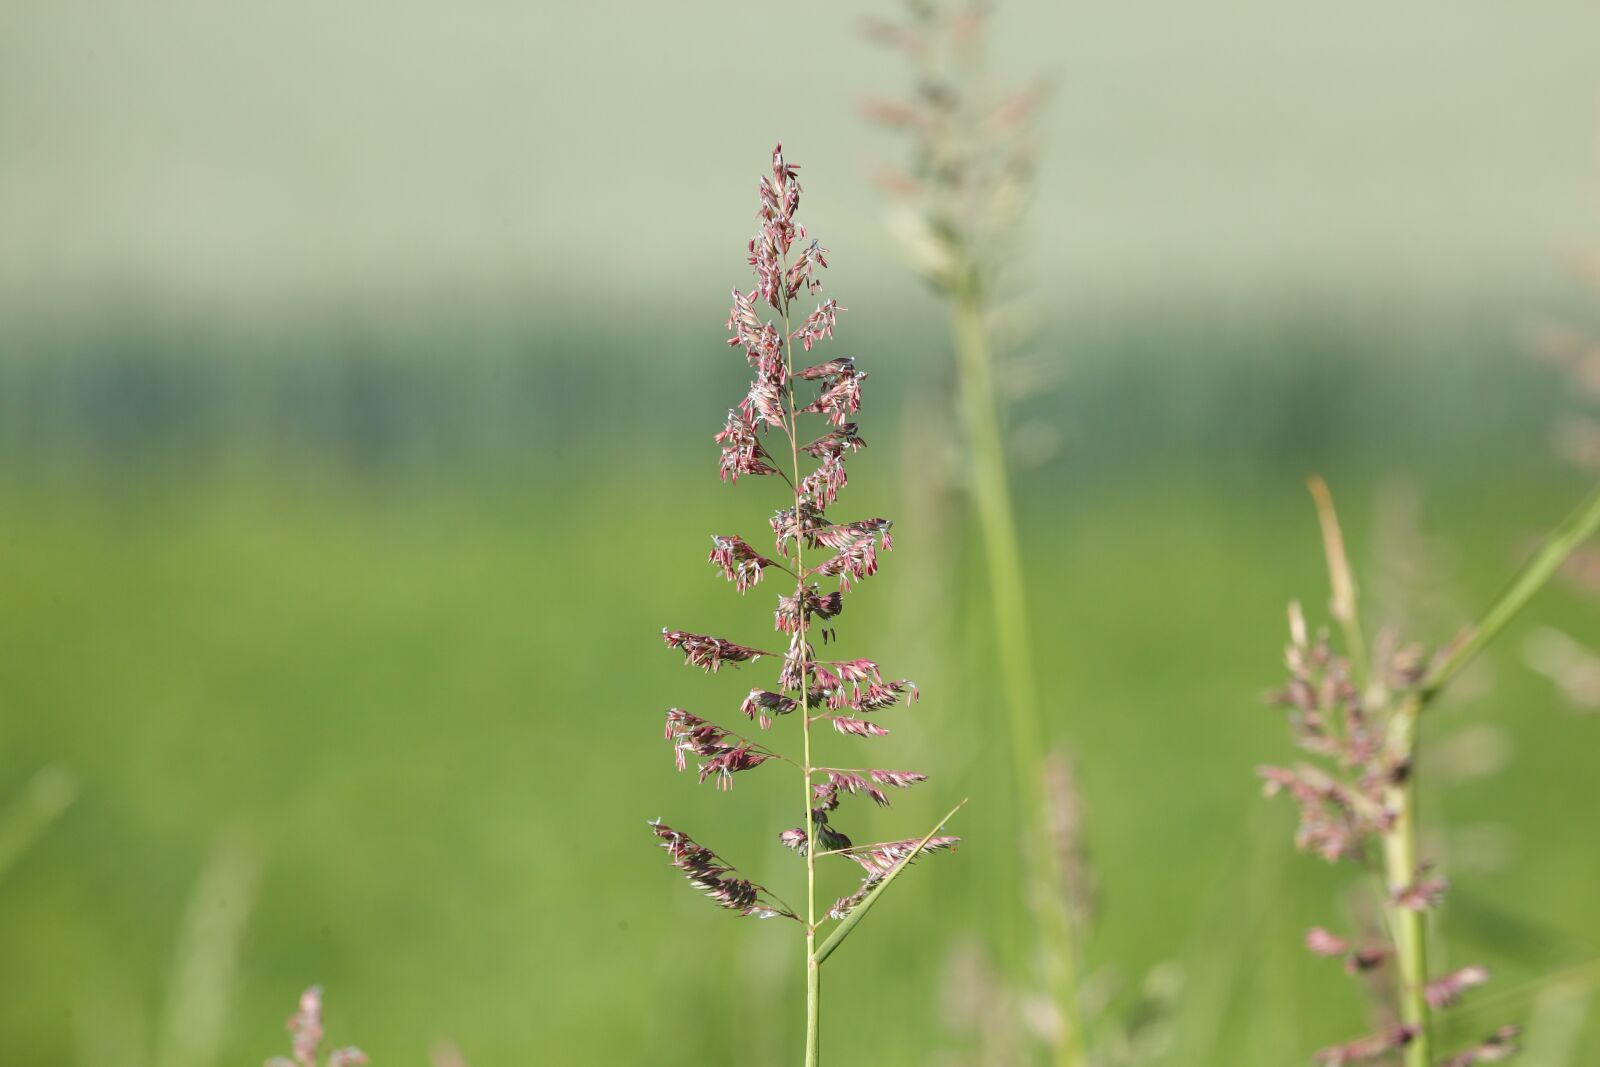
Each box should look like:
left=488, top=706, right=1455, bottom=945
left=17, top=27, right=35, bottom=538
left=265, top=986, right=366, bottom=1067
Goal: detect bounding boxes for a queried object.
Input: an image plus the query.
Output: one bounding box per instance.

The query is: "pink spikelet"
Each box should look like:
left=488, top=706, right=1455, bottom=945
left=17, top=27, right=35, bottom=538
left=1304, top=926, right=1349, bottom=957
left=1426, top=966, right=1491, bottom=1010
left=264, top=986, right=367, bottom=1067
left=1313, top=1026, right=1417, bottom=1065
left=1439, top=1026, right=1519, bottom=1066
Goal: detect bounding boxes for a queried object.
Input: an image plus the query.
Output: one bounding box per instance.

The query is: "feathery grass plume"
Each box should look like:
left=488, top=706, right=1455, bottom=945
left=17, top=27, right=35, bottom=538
left=650, top=144, right=963, bottom=1066
left=863, top=5, right=1084, bottom=1064
left=1262, top=476, right=1600, bottom=1067
left=264, top=986, right=367, bottom=1067
left=861, top=1, right=1044, bottom=298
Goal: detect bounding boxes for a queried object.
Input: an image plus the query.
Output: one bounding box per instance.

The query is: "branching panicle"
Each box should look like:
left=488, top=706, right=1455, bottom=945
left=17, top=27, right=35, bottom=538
left=648, top=145, right=962, bottom=1064
left=1256, top=478, right=1600, bottom=1067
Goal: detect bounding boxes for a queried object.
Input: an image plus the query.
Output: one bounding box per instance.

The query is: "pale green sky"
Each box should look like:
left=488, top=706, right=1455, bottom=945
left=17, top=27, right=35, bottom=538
left=3, top=0, right=1599, bottom=310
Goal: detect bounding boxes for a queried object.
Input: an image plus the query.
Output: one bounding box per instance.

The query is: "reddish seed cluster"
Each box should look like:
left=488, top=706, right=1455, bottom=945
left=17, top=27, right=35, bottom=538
left=1315, top=1019, right=1519, bottom=1067
left=739, top=688, right=797, bottom=729
left=830, top=716, right=890, bottom=738
left=650, top=145, right=957, bottom=930
left=1258, top=605, right=1444, bottom=861
left=775, top=587, right=843, bottom=639
left=1268, top=597, right=1511, bottom=1063
left=661, top=630, right=767, bottom=673
left=716, top=407, right=779, bottom=483
left=1426, top=966, right=1492, bottom=1010
left=663, top=708, right=776, bottom=789
left=841, top=834, right=961, bottom=878
left=1314, top=1025, right=1418, bottom=1066
left=813, top=768, right=928, bottom=810
left=801, top=425, right=865, bottom=462
left=1439, top=1027, right=1520, bottom=1067
left=1392, top=868, right=1449, bottom=911
left=827, top=835, right=961, bottom=920
left=1304, top=926, right=1389, bottom=973
left=708, top=535, right=776, bottom=593
left=862, top=1, right=1046, bottom=296
left=1257, top=763, right=1390, bottom=863
left=793, top=299, right=844, bottom=351
left=265, top=986, right=367, bottom=1067
left=769, top=502, right=826, bottom=555
left=650, top=822, right=794, bottom=920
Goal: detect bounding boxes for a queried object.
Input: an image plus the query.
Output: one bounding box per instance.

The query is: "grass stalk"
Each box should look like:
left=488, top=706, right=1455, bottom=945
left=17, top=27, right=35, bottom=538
left=1301, top=477, right=1600, bottom=1067
left=1381, top=723, right=1430, bottom=1067
left=805, top=960, right=820, bottom=1067
left=658, top=144, right=965, bottom=1067
left=951, top=287, right=1085, bottom=1066
left=781, top=284, right=822, bottom=1067
left=1369, top=479, right=1600, bottom=1066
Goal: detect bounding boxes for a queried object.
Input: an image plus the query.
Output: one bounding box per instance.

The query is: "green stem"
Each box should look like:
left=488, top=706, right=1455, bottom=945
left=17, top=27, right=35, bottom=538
left=778, top=288, right=820, bottom=1067
left=1381, top=702, right=1429, bottom=1067
left=805, top=958, right=820, bottom=1067
left=1382, top=478, right=1600, bottom=1067
left=950, top=288, right=1085, bottom=1067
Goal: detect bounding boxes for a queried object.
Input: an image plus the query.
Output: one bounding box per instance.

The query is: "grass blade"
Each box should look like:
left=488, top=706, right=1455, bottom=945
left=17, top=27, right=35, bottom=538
left=811, top=799, right=966, bottom=967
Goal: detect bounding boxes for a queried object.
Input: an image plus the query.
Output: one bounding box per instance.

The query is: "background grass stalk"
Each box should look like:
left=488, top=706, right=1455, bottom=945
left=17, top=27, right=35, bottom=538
left=950, top=286, right=1085, bottom=1066
left=1381, top=707, right=1430, bottom=1067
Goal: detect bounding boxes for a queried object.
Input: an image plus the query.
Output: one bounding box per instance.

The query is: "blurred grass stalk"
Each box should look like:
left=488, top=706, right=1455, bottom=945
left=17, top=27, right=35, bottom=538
left=74, top=831, right=260, bottom=1067
left=0, top=765, right=77, bottom=881
left=154, top=831, right=261, bottom=1067
left=950, top=282, right=1085, bottom=1066
left=862, top=3, right=1084, bottom=1060
left=1310, top=477, right=1600, bottom=1066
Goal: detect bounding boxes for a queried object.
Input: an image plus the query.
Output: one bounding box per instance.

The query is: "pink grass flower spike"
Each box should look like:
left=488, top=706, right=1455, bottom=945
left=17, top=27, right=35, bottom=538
left=648, top=144, right=962, bottom=1066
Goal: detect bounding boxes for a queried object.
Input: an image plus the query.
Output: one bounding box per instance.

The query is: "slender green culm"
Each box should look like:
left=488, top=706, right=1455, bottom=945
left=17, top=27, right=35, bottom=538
left=1391, top=478, right=1600, bottom=1066
left=952, top=289, right=1087, bottom=1067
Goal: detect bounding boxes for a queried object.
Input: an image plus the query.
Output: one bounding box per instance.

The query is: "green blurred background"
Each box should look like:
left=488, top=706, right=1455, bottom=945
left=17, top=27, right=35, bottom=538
left=3, top=1, right=1600, bottom=1063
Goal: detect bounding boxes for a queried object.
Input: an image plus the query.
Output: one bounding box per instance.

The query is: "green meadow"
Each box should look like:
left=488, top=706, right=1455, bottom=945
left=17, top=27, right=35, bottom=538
left=2, top=296, right=1597, bottom=1063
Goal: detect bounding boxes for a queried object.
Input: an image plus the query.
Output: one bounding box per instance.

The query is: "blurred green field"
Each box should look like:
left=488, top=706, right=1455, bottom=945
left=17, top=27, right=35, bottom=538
left=1, top=299, right=1597, bottom=1063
